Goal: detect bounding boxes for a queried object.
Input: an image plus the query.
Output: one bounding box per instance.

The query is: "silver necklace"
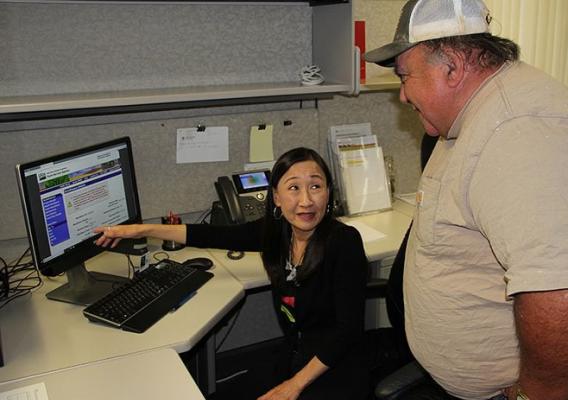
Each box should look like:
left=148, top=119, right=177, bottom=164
left=286, top=235, right=304, bottom=283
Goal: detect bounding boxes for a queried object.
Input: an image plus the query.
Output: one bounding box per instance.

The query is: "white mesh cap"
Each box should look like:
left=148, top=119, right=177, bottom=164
left=365, top=0, right=491, bottom=67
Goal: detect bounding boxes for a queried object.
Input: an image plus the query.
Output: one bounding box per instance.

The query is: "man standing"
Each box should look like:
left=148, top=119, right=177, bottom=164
left=365, top=1, right=568, bottom=399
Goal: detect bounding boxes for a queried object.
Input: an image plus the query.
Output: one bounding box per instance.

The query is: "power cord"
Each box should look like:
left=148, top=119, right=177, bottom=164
left=215, top=307, right=247, bottom=384
left=152, top=251, right=170, bottom=263
left=0, top=248, right=42, bottom=310
left=300, top=65, right=324, bottom=86
left=126, top=254, right=137, bottom=279
left=197, top=208, right=212, bottom=224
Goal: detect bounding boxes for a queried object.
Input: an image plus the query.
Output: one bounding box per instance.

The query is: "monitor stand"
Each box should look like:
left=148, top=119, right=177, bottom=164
left=107, top=237, right=148, bottom=256
left=46, top=263, right=129, bottom=306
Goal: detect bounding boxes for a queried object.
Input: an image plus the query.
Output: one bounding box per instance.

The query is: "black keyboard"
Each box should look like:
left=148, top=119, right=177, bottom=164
left=83, top=258, right=213, bottom=333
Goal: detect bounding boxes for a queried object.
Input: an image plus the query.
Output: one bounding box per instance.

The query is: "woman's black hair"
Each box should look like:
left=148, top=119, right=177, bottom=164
left=261, top=147, right=335, bottom=291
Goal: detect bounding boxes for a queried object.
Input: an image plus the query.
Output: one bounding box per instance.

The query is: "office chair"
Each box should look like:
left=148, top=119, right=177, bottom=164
left=368, top=134, right=446, bottom=400
left=366, top=227, right=429, bottom=400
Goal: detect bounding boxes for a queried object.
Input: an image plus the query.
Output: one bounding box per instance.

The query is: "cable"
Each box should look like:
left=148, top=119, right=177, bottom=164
left=197, top=208, right=212, bottom=224
left=152, top=251, right=170, bottom=263
left=0, top=247, right=42, bottom=310
left=300, top=65, right=325, bottom=86
left=126, top=255, right=136, bottom=279
left=216, top=368, right=249, bottom=384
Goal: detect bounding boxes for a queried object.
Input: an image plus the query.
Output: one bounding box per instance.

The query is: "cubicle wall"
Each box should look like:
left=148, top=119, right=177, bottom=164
left=0, top=93, right=423, bottom=244
left=1, top=3, right=312, bottom=97
left=0, top=104, right=317, bottom=240
left=0, top=93, right=424, bottom=353
left=0, top=0, right=421, bottom=355
left=0, top=0, right=423, bottom=247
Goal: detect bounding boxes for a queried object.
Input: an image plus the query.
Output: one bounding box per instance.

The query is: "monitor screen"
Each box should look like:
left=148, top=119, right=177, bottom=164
left=16, top=137, right=144, bottom=305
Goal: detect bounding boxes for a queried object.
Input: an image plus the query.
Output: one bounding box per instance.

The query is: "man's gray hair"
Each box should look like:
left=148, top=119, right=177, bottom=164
left=422, top=33, right=520, bottom=70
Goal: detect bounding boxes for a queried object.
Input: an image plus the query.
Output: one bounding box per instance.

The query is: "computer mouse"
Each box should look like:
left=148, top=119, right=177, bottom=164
left=183, top=257, right=214, bottom=271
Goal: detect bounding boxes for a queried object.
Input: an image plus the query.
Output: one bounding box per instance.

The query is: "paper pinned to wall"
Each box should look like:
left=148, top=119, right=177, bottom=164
left=176, top=126, right=229, bottom=164
left=249, top=124, right=274, bottom=162
left=337, top=135, right=391, bottom=215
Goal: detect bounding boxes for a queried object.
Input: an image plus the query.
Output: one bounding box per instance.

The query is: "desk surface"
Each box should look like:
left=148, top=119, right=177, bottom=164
left=0, top=348, right=205, bottom=400
left=0, top=207, right=412, bottom=387
left=209, top=207, right=412, bottom=289
left=208, top=248, right=269, bottom=290
left=341, top=207, right=412, bottom=262
left=0, top=245, right=244, bottom=384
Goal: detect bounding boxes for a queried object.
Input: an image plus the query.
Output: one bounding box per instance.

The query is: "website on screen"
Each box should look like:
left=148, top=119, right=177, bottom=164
left=28, top=148, right=129, bottom=262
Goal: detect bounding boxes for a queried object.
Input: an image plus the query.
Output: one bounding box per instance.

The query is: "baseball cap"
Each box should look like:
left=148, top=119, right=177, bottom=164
left=364, top=0, right=491, bottom=67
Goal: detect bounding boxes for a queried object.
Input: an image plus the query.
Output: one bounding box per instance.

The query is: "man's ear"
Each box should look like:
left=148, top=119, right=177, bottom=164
left=442, top=48, right=466, bottom=88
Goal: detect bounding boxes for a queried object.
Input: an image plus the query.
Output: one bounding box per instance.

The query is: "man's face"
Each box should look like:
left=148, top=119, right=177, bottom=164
left=395, top=45, right=456, bottom=137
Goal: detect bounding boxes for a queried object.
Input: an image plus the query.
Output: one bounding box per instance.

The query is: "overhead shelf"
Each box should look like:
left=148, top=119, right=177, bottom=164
left=0, top=1, right=353, bottom=121
left=0, top=81, right=351, bottom=115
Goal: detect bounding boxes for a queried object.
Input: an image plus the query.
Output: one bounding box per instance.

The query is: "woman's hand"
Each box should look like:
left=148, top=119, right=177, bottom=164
left=93, top=224, right=145, bottom=248
left=257, top=379, right=302, bottom=400
left=257, top=356, right=328, bottom=400
left=93, top=223, right=187, bottom=248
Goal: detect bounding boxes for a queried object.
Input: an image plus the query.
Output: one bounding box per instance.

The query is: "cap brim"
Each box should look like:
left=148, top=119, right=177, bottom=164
left=364, top=41, right=417, bottom=67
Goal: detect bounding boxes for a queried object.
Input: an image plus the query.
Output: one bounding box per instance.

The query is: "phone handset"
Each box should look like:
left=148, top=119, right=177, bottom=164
left=214, top=176, right=246, bottom=224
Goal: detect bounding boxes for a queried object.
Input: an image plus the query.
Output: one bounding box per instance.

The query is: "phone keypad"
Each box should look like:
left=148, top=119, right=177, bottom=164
left=241, top=197, right=265, bottom=222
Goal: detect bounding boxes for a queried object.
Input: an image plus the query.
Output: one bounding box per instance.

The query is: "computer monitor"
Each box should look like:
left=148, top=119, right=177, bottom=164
left=16, top=137, right=145, bottom=306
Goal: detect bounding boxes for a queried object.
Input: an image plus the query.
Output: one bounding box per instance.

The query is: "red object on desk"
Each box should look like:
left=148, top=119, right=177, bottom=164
left=166, top=211, right=181, bottom=225
left=355, top=20, right=366, bottom=84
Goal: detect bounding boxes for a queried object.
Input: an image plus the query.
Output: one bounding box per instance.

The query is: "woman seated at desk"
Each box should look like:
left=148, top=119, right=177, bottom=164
left=95, top=147, right=369, bottom=400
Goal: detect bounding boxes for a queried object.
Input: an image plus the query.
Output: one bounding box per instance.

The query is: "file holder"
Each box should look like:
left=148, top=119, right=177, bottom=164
left=330, top=132, right=391, bottom=216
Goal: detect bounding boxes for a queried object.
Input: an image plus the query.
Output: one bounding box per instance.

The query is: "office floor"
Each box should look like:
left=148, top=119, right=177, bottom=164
left=209, top=328, right=409, bottom=400
left=210, top=337, right=285, bottom=400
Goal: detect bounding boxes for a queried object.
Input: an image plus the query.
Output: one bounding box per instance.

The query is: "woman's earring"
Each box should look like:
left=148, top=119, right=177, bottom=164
left=273, top=206, right=282, bottom=220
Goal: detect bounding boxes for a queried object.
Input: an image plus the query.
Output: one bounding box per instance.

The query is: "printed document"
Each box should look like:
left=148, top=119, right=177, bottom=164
left=176, top=126, right=229, bottom=163
left=0, top=382, right=49, bottom=400
left=328, top=123, right=373, bottom=210
left=343, top=220, right=386, bottom=242
left=336, top=135, right=391, bottom=215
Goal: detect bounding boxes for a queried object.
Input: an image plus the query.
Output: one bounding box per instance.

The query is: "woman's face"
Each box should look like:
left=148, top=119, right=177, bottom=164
left=273, top=160, right=329, bottom=240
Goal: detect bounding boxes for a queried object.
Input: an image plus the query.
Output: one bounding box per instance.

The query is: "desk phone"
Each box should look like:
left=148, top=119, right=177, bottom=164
left=212, top=170, right=270, bottom=225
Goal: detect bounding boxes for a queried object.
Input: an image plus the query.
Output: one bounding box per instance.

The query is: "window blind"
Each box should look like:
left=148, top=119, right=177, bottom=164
left=485, top=0, right=568, bottom=86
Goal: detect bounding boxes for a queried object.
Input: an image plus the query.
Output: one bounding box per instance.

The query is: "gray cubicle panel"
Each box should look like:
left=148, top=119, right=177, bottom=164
left=0, top=96, right=424, bottom=244
left=1, top=3, right=312, bottom=97
left=0, top=106, right=320, bottom=242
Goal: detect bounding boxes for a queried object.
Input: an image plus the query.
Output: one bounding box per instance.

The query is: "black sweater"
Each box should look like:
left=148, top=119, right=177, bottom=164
left=186, top=219, right=368, bottom=369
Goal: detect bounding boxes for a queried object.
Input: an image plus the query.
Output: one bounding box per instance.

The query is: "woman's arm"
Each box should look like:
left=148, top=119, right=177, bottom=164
left=94, top=224, right=186, bottom=248
left=257, top=356, right=329, bottom=400
left=95, top=219, right=265, bottom=251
